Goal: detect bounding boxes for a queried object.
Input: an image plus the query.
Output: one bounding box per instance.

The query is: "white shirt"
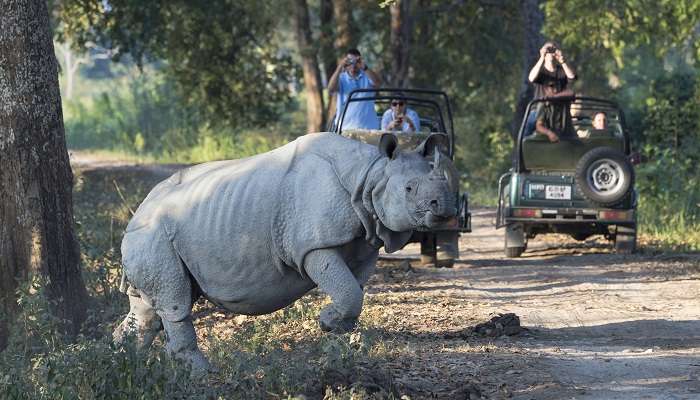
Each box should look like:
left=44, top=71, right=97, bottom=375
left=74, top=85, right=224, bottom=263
left=381, top=108, right=421, bottom=132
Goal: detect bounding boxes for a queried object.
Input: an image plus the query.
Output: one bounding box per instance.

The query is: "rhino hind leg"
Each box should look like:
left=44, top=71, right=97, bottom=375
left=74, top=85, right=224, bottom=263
left=162, top=316, right=214, bottom=376
left=304, top=248, right=363, bottom=333
left=113, top=289, right=163, bottom=348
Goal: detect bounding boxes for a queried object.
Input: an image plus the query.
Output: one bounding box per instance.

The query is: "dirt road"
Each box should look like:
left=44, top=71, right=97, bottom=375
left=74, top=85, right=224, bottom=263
left=377, top=209, right=700, bottom=399
left=70, top=152, right=700, bottom=399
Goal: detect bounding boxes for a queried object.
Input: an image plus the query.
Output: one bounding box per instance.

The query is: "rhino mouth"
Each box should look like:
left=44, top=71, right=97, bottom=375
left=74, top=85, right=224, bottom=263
left=416, top=210, right=459, bottom=231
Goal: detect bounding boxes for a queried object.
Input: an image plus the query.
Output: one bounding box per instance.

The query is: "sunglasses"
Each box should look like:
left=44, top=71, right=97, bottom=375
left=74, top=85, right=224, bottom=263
left=391, top=101, right=405, bottom=106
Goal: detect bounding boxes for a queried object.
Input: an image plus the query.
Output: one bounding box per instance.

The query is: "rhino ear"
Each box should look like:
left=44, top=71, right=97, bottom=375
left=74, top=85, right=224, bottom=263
left=419, top=133, right=448, bottom=157
left=378, top=133, right=399, bottom=159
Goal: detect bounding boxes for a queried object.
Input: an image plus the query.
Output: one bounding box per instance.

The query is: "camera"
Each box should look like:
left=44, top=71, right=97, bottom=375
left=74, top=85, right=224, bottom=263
left=546, top=46, right=557, bottom=54
left=345, top=57, right=358, bottom=66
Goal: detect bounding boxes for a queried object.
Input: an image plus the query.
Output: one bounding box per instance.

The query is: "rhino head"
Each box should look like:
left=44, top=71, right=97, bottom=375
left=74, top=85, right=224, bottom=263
left=370, top=133, right=460, bottom=252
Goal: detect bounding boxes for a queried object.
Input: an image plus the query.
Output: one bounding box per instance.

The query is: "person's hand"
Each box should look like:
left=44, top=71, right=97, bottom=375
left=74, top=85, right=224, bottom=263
left=554, top=49, right=566, bottom=64
left=357, top=57, right=366, bottom=71
left=546, top=131, right=560, bottom=143
left=539, top=44, right=550, bottom=58
left=405, top=116, right=415, bottom=131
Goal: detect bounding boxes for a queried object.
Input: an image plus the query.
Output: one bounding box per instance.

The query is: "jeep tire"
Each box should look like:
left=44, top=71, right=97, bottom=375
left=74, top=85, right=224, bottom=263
left=420, top=232, right=457, bottom=268
left=505, top=223, right=527, bottom=258
left=575, top=147, right=634, bottom=207
left=614, top=224, right=637, bottom=254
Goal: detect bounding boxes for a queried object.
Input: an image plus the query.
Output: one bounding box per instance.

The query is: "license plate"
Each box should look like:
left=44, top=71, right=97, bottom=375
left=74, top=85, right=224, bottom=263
left=545, top=185, right=571, bottom=200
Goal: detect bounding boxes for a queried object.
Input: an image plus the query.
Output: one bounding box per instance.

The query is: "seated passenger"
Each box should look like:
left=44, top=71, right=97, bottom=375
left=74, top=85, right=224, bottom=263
left=535, top=100, right=576, bottom=143
left=381, top=96, right=420, bottom=132
left=576, top=112, right=608, bottom=138
left=592, top=111, right=607, bottom=130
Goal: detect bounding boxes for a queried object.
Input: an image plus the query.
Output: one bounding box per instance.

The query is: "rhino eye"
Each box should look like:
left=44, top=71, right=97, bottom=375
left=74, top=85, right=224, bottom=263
left=405, top=186, right=413, bottom=193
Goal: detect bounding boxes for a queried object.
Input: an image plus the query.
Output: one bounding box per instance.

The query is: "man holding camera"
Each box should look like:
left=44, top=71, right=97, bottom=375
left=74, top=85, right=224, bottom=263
left=381, top=95, right=420, bottom=132
left=328, top=48, right=382, bottom=130
left=527, top=42, right=577, bottom=142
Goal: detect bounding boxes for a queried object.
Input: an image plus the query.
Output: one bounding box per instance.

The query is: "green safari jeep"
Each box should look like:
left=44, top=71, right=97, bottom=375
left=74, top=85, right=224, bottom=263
left=333, top=88, right=472, bottom=267
left=496, top=96, right=638, bottom=257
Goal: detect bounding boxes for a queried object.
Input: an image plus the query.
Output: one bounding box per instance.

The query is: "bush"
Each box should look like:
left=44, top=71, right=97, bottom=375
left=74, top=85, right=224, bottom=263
left=633, top=72, right=700, bottom=250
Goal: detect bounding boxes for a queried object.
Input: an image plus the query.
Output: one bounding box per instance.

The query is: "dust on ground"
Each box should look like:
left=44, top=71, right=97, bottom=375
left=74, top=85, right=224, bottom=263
left=375, top=209, right=700, bottom=399
left=71, top=152, right=700, bottom=399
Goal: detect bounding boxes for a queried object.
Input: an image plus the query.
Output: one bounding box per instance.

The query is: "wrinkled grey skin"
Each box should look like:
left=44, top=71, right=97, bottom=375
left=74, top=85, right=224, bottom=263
left=114, top=132, right=459, bottom=374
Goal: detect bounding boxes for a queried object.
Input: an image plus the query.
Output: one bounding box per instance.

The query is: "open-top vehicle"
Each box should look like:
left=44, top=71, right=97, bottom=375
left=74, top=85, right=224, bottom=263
left=497, top=96, right=638, bottom=257
left=332, top=88, right=471, bottom=267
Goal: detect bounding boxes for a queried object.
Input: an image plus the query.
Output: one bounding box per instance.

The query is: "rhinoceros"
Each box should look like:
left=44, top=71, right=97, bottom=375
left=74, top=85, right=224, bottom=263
left=114, top=132, right=459, bottom=373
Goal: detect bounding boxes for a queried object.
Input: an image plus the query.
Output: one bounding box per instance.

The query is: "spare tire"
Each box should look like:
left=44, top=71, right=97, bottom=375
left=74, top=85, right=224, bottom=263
left=575, top=147, right=634, bottom=207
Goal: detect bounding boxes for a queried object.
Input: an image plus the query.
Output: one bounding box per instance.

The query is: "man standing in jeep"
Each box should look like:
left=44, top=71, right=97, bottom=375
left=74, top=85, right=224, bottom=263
left=328, top=48, right=383, bottom=130
left=523, top=42, right=577, bottom=140
left=529, top=42, right=577, bottom=142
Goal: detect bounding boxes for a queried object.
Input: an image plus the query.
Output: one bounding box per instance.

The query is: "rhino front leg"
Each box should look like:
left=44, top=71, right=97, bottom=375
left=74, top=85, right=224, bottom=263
left=162, top=316, right=213, bottom=376
left=305, top=248, right=363, bottom=333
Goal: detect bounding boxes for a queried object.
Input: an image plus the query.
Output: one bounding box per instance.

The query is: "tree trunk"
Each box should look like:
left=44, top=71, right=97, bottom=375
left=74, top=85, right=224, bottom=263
left=332, top=0, right=354, bottom=51
left=294, top=0, right=325, bottom=133
left=319, top=0, right=337, bottom=83
left=512, top=0, right=544, bottom=140
left=389, top=0, right=413, bottom=87
left=0, top=0, right=88, bottom=349
left=325, top=0, right=355, bottom=129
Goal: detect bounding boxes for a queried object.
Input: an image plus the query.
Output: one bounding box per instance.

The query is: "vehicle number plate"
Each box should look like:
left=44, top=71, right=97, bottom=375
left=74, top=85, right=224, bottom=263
left=545, top=185, right=571, bottom=200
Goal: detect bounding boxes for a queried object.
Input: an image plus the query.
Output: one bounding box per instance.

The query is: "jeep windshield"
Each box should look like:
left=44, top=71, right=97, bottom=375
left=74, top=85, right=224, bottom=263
left=332, top=88, right=455, bottom=158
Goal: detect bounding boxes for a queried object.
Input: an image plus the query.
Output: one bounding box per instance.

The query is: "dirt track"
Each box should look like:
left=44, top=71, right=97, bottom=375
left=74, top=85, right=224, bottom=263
left=70, top=152, right=700, bottom=399
left=378, top=209, right=700, bottom=399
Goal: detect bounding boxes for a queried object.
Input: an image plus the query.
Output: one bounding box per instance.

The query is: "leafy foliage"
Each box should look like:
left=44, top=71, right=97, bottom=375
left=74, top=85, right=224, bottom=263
left=57, top=0, right=297, bottom=128
left=544, top=1, right=700, bottom=248
left=63, top=67, right=300, bottom=162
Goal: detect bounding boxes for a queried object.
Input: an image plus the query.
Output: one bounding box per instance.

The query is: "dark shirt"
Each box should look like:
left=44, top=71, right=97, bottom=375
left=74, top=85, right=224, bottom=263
left=533, top=65, right=574, bottom=99
left=536, top=101, right=575, bottom=138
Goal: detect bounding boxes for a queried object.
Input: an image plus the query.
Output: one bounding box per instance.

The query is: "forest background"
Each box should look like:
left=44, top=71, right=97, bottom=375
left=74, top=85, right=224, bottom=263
left=56, top=0, right=700, bottom=248
left=1, top=1, right=699, bottom=398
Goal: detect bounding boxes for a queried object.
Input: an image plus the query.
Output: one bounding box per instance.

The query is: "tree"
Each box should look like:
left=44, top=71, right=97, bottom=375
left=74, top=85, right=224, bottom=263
left=58, top=0, right=296, bottom=129
left=512, top=0, right=544, bottom=140
left=319, top=0, right=338, bottom=82
left=324, top=0, right=356, bottom=127
left=294, top=0, right=326, bottom=133
left=389, top=0, right=413, bottom=87
left=0, top=0, right=88, bottom=349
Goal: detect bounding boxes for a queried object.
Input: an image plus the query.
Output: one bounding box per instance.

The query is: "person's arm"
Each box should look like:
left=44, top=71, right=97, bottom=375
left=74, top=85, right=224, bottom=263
left=535, top=119, right=559, bottom=143
left=528, top=45, right=549, bottom=83
left=327, top=61, right=345, bottom=93
left=405, top=109, right=419, bottom=132
left=555, top=50, right=576, bottom=80
left=381, top=110, right=392, bottom=130
left=359, top=58, right=382, bottom=88
left=528, top=56, right=545, bottom=83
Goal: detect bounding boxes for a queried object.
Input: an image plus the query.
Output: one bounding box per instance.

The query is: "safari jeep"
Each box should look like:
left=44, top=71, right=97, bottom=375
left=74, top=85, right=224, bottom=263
left=333, top=88, right=471, bottom=267
left=496, top=96, right=638, bottom=257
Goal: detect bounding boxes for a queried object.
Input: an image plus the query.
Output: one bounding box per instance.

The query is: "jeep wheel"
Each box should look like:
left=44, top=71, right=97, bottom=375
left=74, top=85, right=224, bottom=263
left=575, top=147, right=634, bottom=207
left=420, top=232, right=458, bottom=268
left=504, top=223, right=527, bottom=258
left=614, top=224, right=637, bottom=254
left=505, top=246, right=525, bottom=258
